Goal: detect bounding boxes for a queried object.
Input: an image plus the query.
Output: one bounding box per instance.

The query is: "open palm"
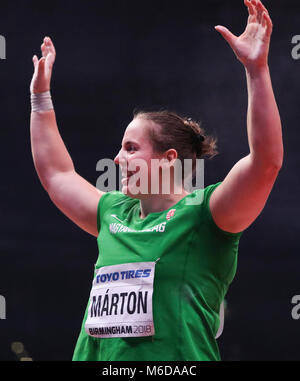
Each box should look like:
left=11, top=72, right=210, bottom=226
left=30, top=37, right=56, bottom=94
left=215, top=0, right=273, bottom=69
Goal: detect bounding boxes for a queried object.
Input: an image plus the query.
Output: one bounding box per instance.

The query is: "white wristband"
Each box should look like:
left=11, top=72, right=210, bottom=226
left=31, top=91, right=54, bottom=112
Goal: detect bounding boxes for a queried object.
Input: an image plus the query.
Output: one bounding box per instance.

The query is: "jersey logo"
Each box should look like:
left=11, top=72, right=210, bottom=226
left=111, top=214, right=123, bottom=223
left=166, top=209, right=176, bottom=221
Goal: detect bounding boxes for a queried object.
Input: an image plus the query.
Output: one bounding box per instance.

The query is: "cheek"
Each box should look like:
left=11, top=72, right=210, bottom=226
left=127, top=151, right=154, bottom=172
left=147, top=158, right=163, bottom=182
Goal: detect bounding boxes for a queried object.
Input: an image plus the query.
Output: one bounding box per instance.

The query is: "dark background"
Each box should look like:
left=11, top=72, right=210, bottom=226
left=0, top=0, right=299, bottom=361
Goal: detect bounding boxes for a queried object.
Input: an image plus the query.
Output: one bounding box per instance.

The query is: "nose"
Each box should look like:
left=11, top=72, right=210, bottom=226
left=114, top=152, right=119, bottom=165
left=114, top=150, right=129, bottom=178
left=114, top=147, right=124, bottom=165
left=114, top=150, right=127, bottom=168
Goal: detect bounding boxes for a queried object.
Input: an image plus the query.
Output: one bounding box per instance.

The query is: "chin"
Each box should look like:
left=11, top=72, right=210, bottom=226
left=121, top=185, right=149, bottom=199
left=121, top=185, right=139, bottom=199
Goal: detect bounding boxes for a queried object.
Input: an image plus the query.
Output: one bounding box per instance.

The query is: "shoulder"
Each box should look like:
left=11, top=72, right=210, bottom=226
left=203, top=182, right=223, bottom=202
left=193, top=182, right=243, bottom=238
left=190, top=182, right=222, bottom=210
left=98, top=190, right=138, bottom=215
left=97, top=191, right=138, bottom=232
left=99, top=190, right=132, bottom=206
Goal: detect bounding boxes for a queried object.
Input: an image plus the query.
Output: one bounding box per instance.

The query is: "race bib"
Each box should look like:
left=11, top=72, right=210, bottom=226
left=85, top=262, right=156, bottom=338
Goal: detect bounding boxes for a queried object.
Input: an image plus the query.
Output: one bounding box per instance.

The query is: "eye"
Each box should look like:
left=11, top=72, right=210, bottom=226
left=127, top=145, right=136, bottom=152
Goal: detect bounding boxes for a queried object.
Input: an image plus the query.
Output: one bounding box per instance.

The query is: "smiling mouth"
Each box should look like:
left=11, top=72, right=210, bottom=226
left=121, top=170, right=135, bottom=185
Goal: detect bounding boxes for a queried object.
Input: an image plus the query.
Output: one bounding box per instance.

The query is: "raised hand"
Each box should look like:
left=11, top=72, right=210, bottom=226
left=30, top=36, right=56, bottom=94
left=215, top=0, right=273, bottom=70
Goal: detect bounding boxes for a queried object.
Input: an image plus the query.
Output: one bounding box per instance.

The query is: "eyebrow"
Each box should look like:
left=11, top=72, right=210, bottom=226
left=122, top=140, right=139, bottom=146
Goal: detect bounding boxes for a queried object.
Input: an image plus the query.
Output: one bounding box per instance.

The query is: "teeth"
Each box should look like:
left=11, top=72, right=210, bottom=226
left=123, top=172, right=134, bottom=178
left=121, top=171, right=135, bottom=186
left=120, top=167, right=135, bottom=178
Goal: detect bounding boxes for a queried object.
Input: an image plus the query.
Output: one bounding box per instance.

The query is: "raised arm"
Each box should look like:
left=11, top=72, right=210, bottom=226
left=30, top=37, right=104, bottom=237
left=210, top=0, right=283, bottom=233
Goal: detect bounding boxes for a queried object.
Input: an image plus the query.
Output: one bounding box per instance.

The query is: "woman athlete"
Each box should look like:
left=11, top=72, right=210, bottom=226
left=30, top=0, right=283, bottom=361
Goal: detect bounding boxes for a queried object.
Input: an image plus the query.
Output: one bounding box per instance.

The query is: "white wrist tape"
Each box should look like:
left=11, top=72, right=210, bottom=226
left=31, top=91, right=54, bottom=112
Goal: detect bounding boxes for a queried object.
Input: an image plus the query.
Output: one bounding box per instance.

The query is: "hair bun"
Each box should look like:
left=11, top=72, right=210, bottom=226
left=196, top=133, right=205, bottom=142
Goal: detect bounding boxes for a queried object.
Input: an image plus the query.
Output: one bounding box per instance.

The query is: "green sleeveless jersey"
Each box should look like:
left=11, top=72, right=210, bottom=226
left=72, top=182, right=243, bottom=361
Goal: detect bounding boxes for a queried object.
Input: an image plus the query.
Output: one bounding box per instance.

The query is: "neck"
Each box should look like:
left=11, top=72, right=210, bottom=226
left=138, top=189, right=190, bottom=219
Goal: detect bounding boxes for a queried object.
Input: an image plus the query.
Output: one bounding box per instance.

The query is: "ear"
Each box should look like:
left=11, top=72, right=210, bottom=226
left=165, top=148, right=178, bottom=163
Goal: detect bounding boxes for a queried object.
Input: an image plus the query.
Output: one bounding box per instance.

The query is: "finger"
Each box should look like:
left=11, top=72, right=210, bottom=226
left=262, top=11, right=266, bottom=28
left=41, top=42, right=48, bottom=58
left=244, top=0, right=255, bottom=16
left=215, top=25, right=237, bottom=47
left=254, top=0, right=270, bottom=22
left=44, top=36, right=56, bottom=57
left=263, top=11, right=273, bottom=36
left=256, top=3, right=263, bottom=25
left=45, top=52, right=55, bottom=73
left=44, top=37, right=56, bottom=70
left=244, top=0, right=257, bottom=24
left=258, top=0, right=269, bottom=15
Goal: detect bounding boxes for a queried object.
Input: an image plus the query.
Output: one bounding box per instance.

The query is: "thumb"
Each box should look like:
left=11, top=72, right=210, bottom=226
left=215, top=25, right=237, bottom=46
left=38, top=56, right=46, bottom=68
left=35, top=57, right=45, bottom=77
left=32, top=55, right=38, bottom=68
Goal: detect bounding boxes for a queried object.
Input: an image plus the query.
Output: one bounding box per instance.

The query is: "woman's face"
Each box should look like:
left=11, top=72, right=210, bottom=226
left=114, top=117, right=166, bottom=198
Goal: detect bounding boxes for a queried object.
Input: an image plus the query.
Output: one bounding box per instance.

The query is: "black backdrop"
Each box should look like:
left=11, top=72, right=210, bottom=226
left=0, top=0, right=299, bottom=361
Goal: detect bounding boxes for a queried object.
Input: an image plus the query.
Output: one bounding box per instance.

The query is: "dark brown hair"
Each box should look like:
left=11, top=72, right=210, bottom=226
left=133, top=108, right=218, bottom=181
